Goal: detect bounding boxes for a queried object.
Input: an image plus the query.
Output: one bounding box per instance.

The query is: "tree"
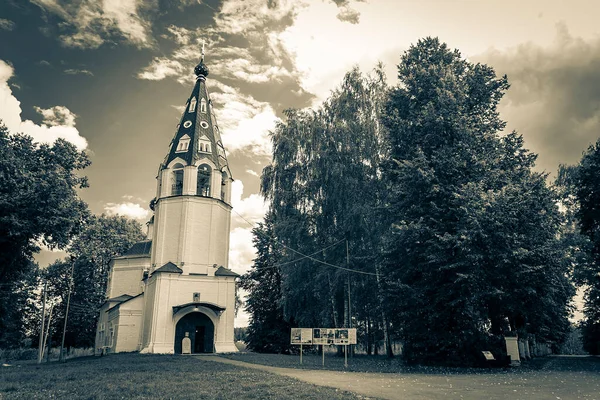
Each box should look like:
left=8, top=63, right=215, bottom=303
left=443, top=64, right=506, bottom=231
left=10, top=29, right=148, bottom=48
left=259, top=67, right=388, bottom=348
left=44, top=215, right=145, bottom=348
left=381, top=38, right=573, bottom=365
left=240, top=216, right=293, bottom=353
left=0, top=122, right=90, bottom=346
left=572, top=139, right=600, bottom=354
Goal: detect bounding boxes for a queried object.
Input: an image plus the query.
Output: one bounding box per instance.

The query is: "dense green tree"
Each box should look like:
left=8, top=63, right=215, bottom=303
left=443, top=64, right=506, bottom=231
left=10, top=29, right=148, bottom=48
left=43, top=215, right=145, bottom=348
left=381, top=38, right=573, bottom=365
left=0, top=122, right=90, bottom=346
left=240, top=216, right=293, bottom=353
left=259, top=67, right=388, bottom=346
left=571, top=139, right=600, bottom=354
left=0, top=261, right=39, bottom=348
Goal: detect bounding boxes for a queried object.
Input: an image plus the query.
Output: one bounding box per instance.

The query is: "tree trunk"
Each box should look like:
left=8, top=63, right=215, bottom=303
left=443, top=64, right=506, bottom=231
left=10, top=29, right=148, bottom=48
left=375, top=264, right=393, bottom=358
left=327, top=273, right=338, bottom=328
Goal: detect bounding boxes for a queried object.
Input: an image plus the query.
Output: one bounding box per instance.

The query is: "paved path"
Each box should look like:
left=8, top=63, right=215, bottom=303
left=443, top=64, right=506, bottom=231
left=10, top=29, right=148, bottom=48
left=201, top=356, right=600, bottom=399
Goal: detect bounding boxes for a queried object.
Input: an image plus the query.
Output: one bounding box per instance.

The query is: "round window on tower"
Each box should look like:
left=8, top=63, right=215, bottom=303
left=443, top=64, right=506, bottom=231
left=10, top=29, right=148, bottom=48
left=200, top=121, right=209, bottom=129
left=183, top=120, right=192, bottom=128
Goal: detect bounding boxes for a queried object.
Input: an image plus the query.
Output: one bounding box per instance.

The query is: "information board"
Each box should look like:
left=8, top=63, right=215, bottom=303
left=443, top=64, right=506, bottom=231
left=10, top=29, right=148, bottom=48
left=291, top=328, right=357, bottom=345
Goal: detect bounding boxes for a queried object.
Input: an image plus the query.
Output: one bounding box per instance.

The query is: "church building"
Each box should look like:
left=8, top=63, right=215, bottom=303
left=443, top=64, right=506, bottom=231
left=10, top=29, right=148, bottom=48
left=95, top=52, right=239, bottom=354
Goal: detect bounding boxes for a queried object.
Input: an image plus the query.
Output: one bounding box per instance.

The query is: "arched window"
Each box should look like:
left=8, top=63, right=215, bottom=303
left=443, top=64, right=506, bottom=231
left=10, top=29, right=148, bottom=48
left=188, top=97, right=197, bottom=113
left=200, top=98, right=207, bottom=113
left=197, top=164, right=211, bottom=197
left=171, top=163, right=184, bottom=195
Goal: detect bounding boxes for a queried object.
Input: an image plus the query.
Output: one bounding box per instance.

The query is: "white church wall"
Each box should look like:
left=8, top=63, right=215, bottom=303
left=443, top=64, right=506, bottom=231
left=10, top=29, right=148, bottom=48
left=140, top=277, right=157, bottom=350
left=141, top=274, right=237, bottom=354
left=113, top=296, right=144, bottom=353
left=183, top=165, right=197, bottom=195
left=152, top=196, right=231, bottom=274
left=108, top=257, right=149, bottom=298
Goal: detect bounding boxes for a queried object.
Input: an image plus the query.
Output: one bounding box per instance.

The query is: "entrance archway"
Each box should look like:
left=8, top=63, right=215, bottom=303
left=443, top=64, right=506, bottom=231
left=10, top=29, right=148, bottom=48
left=174, top=312, right=214, bottom=353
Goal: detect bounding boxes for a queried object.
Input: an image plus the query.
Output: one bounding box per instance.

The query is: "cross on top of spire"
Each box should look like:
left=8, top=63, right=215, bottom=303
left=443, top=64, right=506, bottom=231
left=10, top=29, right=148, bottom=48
left=194, top=40, right=209, bottom=78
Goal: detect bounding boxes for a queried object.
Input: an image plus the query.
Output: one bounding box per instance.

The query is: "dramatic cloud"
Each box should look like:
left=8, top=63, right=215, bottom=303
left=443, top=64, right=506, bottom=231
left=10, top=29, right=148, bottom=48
left=137, top=58, right=185, bottom=81
left=104, top=201, right=150, bottom=220
left=0, top=18, right=16, bottom=31
left=207, top=81, right=278, bottom=156
left=31, top=0, right=155, bottom=49
left=479, top=24, right=600, bottom=174
left=0, top=60, right=88, bottom=149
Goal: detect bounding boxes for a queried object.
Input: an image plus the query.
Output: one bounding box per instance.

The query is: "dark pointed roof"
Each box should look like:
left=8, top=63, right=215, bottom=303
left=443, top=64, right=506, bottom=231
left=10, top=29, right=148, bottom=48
left=163, top=57, right=230, bottom=176
left=214, top=266, right=240, bottom=277
left=125, top=240, right=152, bottom=255
left=153, top=262, right=183, bottom=274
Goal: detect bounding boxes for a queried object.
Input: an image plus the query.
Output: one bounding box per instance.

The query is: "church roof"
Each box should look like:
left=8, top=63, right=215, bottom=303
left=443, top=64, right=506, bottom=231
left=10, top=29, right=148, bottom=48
left=108, top=294, right=134, bottom=303
left=163, top=55, right=231, bottom=177
left=118, top=240, right=152, bottom=258
left=153, top=262, right=183, bottom=274
left=214, top=266, right=240, bottom=277
left=107, top=293, right=143, bottom=313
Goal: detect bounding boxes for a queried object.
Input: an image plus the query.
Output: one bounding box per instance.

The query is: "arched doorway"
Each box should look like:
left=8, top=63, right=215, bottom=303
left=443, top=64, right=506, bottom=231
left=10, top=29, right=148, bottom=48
left=174, top=312, right=214, bottom=354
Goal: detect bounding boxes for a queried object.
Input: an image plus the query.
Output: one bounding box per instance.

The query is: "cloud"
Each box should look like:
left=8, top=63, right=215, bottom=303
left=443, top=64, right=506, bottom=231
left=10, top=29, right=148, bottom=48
left=246, top=169, right=259, bottom=177
left=228, top=226, right=255, bottom=274
left=34, top=105, right=76, bottom=127
left=64, top=68, right=94, bottom=76
left=214, top=0, right=303, bottom=35
left=478, top=23, right=600, bottom=174
left=330, top=0, right=362, bottom=24
left=0, top=18, right=16, bottom=31
left=104, top=202, right=150, bottom=220
left=31, top=0, right=155, bottom=49
left=231, top=179, right=268, bottom=227
left=0, top=60, right=88, bottom=150
left=137, top=58, right=185, bottom=81
left=207, top=81, right=278, bottom=155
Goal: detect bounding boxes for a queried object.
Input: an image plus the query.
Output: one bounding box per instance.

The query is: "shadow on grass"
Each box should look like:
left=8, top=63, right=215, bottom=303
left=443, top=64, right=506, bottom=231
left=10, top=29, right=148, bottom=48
left=0, top=353, right=361, bottom=400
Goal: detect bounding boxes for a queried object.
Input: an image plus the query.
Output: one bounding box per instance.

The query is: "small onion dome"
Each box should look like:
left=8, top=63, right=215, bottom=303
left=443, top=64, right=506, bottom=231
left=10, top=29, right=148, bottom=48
left=194, top=61, right=209, bottom=78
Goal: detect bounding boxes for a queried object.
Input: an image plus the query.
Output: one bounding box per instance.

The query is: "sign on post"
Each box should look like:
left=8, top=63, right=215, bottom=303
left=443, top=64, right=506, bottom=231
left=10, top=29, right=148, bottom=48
left=291, top=328, right=357, bottom=367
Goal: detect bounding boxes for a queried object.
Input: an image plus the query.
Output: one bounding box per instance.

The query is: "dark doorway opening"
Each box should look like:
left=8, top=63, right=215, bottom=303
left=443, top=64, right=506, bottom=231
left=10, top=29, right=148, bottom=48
left=174, top=312, right=214, bottom=354
left=194, top=326, right=205, bottom=353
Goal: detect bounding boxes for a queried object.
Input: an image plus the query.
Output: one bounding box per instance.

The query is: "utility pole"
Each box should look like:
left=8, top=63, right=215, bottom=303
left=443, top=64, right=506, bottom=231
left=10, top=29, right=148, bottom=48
left=43, top=304, right=54, bottom=362
left=346, top=239, right=352, bottom=357
left=60, top=258, right=75, bottom=362
left=37, top=279, right=47, bottom=364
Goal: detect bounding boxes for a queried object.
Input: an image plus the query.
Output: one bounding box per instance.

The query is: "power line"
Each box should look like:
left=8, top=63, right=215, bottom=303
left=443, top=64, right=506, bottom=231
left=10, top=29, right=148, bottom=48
left=232, top=209, right=378, bottom=276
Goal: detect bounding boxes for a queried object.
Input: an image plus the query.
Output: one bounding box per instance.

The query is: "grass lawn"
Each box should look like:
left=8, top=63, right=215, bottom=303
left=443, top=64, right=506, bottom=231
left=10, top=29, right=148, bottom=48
left=0, top=353, right=362, bottom=399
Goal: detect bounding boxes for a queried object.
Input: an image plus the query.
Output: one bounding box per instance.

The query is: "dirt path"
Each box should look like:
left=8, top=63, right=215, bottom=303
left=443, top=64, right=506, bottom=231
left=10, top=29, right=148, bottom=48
left=202, top=356, right=600, bottom=400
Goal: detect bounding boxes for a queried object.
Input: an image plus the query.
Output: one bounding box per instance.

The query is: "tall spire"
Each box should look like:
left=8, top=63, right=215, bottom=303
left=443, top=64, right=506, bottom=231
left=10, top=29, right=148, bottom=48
left=164, top=45, right=230, bottom=175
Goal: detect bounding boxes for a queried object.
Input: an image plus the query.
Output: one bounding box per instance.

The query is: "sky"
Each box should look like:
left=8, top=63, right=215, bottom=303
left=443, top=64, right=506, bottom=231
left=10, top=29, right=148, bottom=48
left=1, top=0, right=599, bottom=326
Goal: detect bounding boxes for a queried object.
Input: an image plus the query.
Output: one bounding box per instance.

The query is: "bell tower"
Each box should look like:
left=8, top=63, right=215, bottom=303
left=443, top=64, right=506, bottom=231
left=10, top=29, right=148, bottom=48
left=139, top=48, right=239, bottom=354
left=149, top=49, right=233, bottom=275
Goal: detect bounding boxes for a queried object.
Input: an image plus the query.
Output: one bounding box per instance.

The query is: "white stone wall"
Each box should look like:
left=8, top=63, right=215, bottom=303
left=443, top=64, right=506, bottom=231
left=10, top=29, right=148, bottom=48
left=151, top=196, right=231, bottom=275
left=113, top=296, right=144, bottom=353
left=107, top=257, right=149, bottom=298
left=140, top=272, right=237, bottom=354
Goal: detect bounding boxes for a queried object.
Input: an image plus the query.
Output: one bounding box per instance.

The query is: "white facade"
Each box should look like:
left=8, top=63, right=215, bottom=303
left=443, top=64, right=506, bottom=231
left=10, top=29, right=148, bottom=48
left=95, top=58, right=238, bottom=355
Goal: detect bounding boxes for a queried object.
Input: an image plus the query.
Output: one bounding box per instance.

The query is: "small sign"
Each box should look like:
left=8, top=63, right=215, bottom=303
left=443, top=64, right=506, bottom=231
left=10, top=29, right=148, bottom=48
left=335, top=329, right=349, bottom=344
left=313, top=328, right=327, bottom=345
left=482, top=351, right=495, bottom=361
left=291, top=328, right=313, bottom=344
